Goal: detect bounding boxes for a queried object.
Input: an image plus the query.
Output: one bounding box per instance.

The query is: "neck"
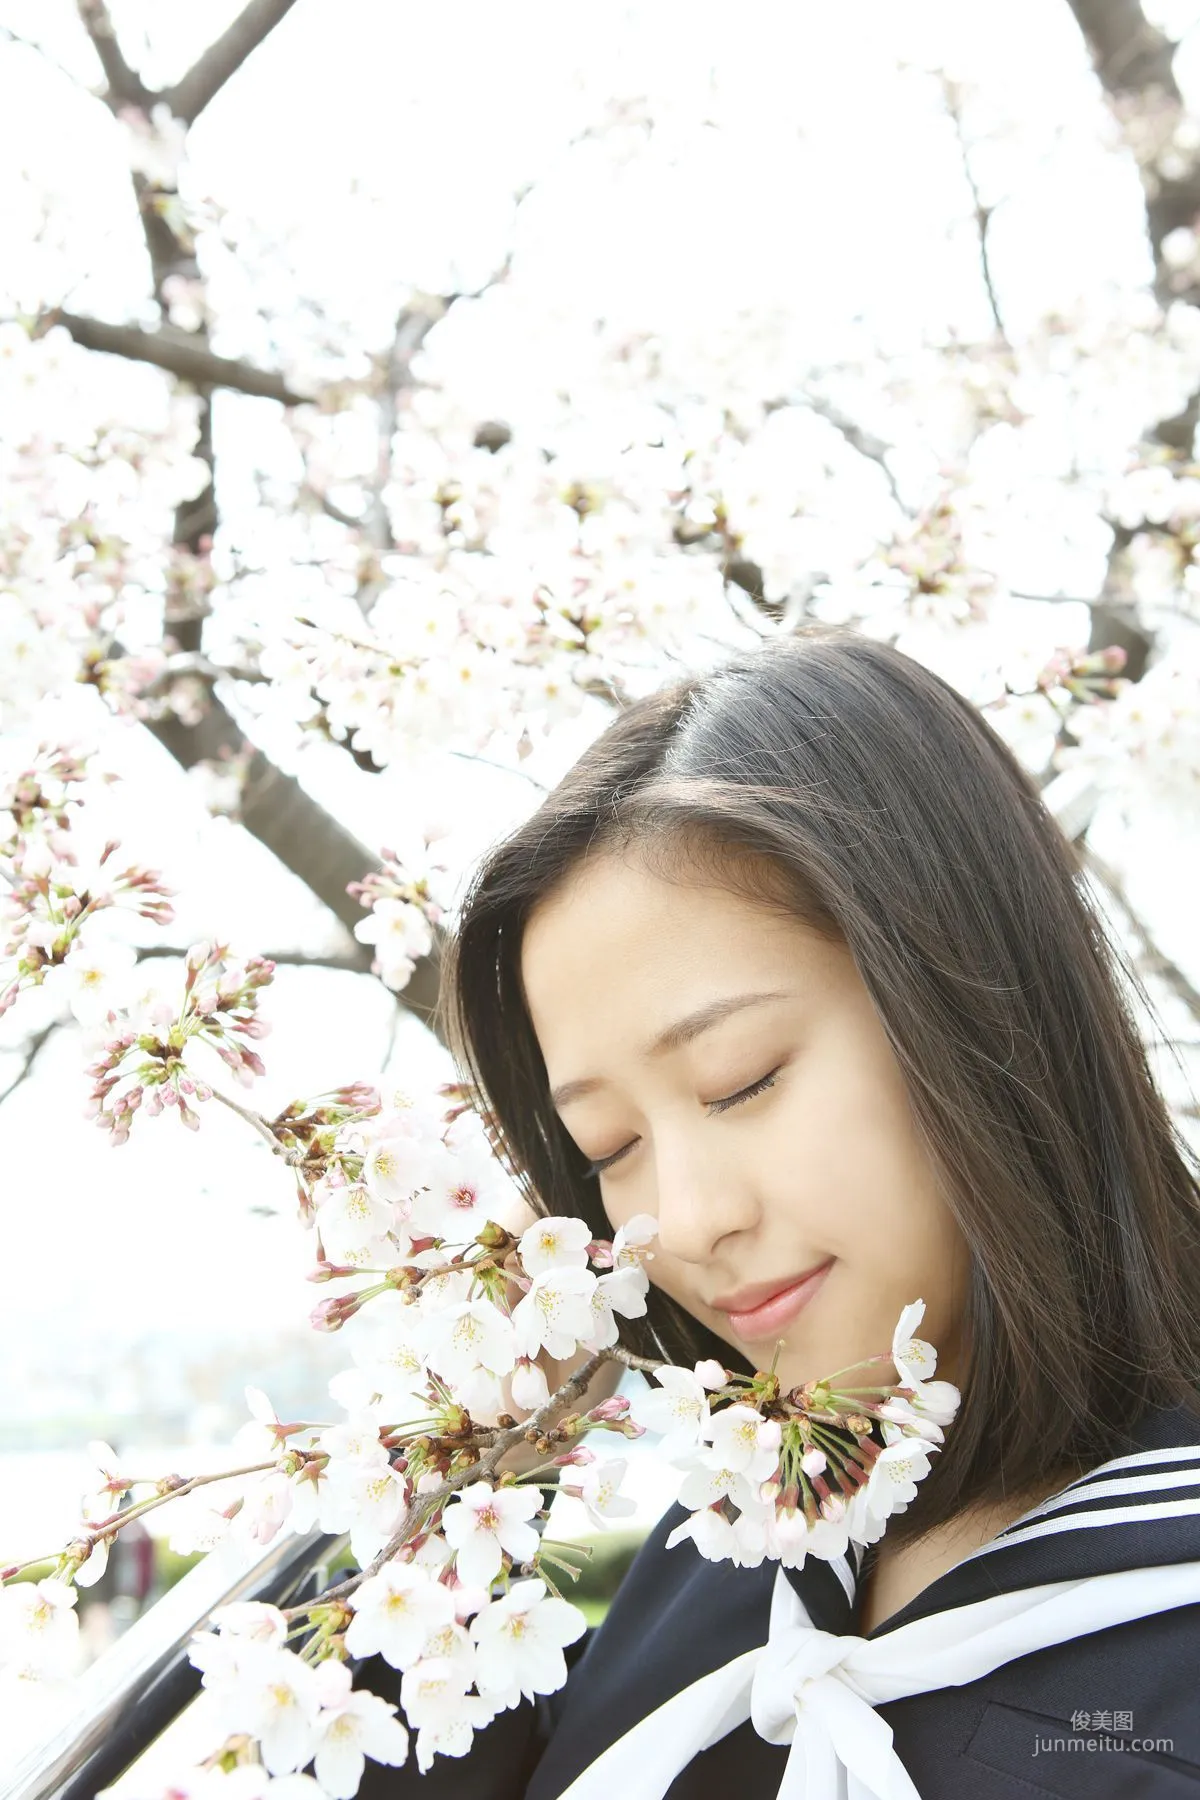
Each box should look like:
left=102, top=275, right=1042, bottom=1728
left=857, top=1464, right=1085, bottom=1636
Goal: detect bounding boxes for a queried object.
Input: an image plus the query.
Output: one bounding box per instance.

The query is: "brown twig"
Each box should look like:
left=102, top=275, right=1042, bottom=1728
left=46, top=310, right=311, bottom=404
left=165, top=0, right=302, bottom=125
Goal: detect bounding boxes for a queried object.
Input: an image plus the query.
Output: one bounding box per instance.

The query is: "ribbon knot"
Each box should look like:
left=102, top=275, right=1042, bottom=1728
left=555, top=1556, right=1200, bottom=1800
left=751, top=1622, right=869, bottom=1745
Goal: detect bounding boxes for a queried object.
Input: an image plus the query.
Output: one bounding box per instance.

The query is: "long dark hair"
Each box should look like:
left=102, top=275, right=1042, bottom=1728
left=437, top=625, right=1200, bottom=1544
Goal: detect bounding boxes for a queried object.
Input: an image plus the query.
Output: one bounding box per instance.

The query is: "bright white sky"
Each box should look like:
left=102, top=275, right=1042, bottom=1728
left=2, top=0, right=1200, bottom=1564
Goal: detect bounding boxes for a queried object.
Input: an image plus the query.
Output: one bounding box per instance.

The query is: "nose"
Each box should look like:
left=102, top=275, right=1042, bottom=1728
left=652, top=1137, right=762, bottom=1268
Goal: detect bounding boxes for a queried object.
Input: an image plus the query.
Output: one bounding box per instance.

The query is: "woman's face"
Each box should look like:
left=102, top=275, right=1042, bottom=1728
left=519, top=845, right=971, bottom=1394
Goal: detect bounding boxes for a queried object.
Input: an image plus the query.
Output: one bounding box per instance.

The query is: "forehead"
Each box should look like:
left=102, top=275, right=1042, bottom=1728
left=518, top=847, right=830, bottom=1077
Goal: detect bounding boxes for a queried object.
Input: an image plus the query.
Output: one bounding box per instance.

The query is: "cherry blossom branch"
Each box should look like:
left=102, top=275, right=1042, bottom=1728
left=74, top=0, right=153, bottom=109
left=2, top=1461, right=278, bottom=1579
left=1065, top=0, right=1179, bottom=96
left=137, top=944, right=364, bottom=973
left=939, top=73, right=1011, bottom=347
left=208, top=1085, right=306, bottom=1160
left=1082, top=845, right=1200, bottom=1026
left=45, top=311, right=311, bottom=405
left=309, top=1348, right=615, bottom=1610
left=0, top=1022, right=58, bottom=1108
left=165, top=0, right=302, bottom=125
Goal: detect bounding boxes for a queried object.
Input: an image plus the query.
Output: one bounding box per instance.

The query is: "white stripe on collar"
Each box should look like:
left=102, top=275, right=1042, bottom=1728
left=965, top=1493, right=1200, bottom=1557
left=990, top=1442, right=1200, bottom=1538
left=1002, top=1465, right=1200, bottom=1522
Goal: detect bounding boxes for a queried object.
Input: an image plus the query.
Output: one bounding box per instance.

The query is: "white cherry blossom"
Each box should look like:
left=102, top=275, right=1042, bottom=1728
left=340, top=1462, right=411, bottom=1569
left=862, top=1438, right=940, bottom=1519
left=286, top=1463, right=356, bottom=1537
left=440, top=1480, right=543, bottom=1587
left=399, top=1660, right=497, bottom=1771
left=471, top=1578, right=587, bottom=1703
left=80, top=1438, right=129, bottom=1525
left=890, top=1299, right=939, bottom=1387
left=414, top=1616, right=477, bottom=1689
left=517, top=1214, right=593, bottom=1276
left=345, top=1299, right=430, bottom=1411
left=315, top=1181, right=395, bottom=1255
left=206, top=1645, right=322, bottom=1777
left=0, top=1577, right=79, bottom=1678
left=665, top=1505, right=738, bottom=1561
left=362, top=1128, right=437, bottom=1207
left=598, top=1263, right=649, bottom=1318
left=675, top=1456, right=762, bottom=1515
left=628, top=1364, right=712, bottom=1459
left=407, top=1139, right=512, bottom=1241
left=353, top=897, right=434, bottom=990
left=46, top=937, right=137, bottom=1027
left=422, top=1296, right=517, bottom=1387
left=611, top=1213, right=659, bottom=1270
left=345, top=1559, right=457, bottom=1670
left=509, top=1355, right=551, bottom=1411
left=575, top=1458, right=638, bottom=1529
left=512, top=1266, right=597, bottom=1360
left=310, top=1657, right=410, bottom=1797
left=700, top=1404, right=782, bottom=1480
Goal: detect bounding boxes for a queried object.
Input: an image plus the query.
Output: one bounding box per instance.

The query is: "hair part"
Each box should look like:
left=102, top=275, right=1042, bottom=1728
left=437, top=624, right=1200, bottom=1547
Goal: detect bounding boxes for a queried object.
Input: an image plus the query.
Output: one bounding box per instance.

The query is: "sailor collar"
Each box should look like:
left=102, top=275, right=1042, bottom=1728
left=526, top=1400, right=1200, bottom=1800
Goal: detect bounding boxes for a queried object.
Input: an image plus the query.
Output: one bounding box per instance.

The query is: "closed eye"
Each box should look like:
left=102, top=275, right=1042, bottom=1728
left=581, top=1067, right=783, bottom=1180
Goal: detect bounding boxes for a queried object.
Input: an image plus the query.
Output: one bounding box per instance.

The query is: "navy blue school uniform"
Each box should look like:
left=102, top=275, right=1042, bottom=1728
left=357, top=1400, right=1200, bottom=1798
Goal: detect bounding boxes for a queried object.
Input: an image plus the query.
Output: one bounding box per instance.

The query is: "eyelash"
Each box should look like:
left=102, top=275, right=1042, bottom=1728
left=582, top=1067, right=783, bottom=1180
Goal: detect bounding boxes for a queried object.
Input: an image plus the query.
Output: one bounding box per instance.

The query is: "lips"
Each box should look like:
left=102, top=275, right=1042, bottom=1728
left=710, top=1258, right=833, bottom=1316
left=710, top=1257, right=835, bottom=1342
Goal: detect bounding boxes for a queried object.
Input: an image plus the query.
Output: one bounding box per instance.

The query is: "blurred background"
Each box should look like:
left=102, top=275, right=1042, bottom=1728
left=2, top=0, right=1200, bottom=1677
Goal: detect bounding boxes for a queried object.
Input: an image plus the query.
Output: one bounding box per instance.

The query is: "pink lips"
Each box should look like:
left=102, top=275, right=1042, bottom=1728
left=718, top=1258, right=835, bottom=1341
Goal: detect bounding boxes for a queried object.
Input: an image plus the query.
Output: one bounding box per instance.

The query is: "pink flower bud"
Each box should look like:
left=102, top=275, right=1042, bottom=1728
left=588, top=1396, right=629, bottom=1422
left=308, top=1293, right=363, bottom=1332
left=554, top=1446, right=597, bottom=1467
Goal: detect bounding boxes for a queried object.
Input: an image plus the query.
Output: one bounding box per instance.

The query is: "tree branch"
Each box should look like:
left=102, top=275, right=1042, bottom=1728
left=74, top=0, right=153, bottom=109
left=1, top=24, right=94, bottom=95
left=136, top=944, right=366, bottom=973
left=1082, top=845, right=1200, bottom=1027
left=0, top=1022, right=59, bottom=1109
left=165, top=0, right=303, bottom=125
left=1066, top=0, right=1179, bottom=96
left=1062, top=0, right=1187, bottom=673
left=46, top=310, right=311, bottom=405
left=940, top=74, right=1011, bottom=346
left=143, top=696, right=447, bottom=1038
left=801, top=394, right=902, bottom=508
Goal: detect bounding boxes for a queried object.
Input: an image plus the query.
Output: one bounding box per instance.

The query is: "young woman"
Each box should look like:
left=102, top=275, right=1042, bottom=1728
left=360, top=626, right=1200, bottom=1797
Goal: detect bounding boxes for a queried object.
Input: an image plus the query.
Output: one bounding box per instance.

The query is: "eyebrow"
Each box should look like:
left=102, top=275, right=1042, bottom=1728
left=549, top=989, right=793, bottom=1111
